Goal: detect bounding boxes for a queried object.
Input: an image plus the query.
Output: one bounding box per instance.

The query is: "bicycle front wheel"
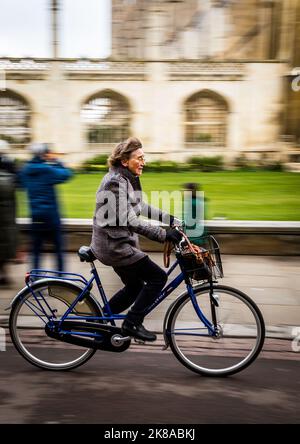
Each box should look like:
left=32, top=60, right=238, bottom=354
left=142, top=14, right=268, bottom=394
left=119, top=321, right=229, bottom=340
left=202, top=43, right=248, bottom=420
left=167, top=285, right=265, bottom=377
left=9, top=280, right=103, bottom=371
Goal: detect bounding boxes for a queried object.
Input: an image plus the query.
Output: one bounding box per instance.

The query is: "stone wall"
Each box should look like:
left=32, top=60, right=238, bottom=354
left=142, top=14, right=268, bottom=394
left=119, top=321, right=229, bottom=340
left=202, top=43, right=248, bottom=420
left=17, top=219, right=300, bottom=256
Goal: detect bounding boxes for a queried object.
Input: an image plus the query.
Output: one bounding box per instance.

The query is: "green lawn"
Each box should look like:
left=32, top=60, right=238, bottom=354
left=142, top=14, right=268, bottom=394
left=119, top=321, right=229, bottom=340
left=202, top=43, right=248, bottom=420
left=17, top=171, right=300, bottom=221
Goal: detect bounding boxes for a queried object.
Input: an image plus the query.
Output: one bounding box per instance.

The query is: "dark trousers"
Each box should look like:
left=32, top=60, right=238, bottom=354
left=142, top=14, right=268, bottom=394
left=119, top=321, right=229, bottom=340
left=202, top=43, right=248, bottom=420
left=109, top=256, right=168, bottom=322
left=31, top=217, right=64, bottom=271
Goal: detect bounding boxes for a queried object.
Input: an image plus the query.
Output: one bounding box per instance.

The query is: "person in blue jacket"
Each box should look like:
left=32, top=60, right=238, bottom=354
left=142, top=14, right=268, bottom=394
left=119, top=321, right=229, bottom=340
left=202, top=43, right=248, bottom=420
left=19, top=143, right=73, bottom=271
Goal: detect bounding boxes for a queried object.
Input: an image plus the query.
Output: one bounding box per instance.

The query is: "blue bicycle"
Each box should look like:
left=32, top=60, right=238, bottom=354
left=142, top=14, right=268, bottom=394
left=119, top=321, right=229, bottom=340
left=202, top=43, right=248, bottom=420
left=9, top=234, right=265, bottom=376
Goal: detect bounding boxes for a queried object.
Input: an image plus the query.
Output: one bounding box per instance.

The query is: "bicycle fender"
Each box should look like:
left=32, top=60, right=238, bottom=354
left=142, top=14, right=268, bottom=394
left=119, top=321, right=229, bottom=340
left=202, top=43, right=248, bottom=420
left=7, top=279, right=102, bottom=312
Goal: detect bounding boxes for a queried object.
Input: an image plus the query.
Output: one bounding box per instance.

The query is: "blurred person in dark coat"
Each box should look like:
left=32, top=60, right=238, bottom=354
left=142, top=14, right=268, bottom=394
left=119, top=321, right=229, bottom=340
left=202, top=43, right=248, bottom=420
left=0, top=140, right=17, bottom=286
left=19, top=143, right=73, bottom=272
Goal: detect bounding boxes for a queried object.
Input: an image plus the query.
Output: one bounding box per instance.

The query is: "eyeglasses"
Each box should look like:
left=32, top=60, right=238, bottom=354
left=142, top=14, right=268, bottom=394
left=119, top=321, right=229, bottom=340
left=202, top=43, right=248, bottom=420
left=131, top=155, right=146, bottom=163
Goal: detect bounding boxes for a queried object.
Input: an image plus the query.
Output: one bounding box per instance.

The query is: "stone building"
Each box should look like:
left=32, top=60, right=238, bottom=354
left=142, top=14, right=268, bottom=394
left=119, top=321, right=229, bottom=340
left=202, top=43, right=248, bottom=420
left=0, top=0, right=299, bottom=167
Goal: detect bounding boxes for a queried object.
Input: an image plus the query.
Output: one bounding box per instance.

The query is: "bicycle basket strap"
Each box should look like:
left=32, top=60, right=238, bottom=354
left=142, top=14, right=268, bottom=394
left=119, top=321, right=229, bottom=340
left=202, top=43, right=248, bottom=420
left=163, top=240, right=173, bottom=268
left=181, top=232, right=202, bottom=261
left=163, top=232, right=201, bottom=268
left=180, top=232, right=215, bottom=268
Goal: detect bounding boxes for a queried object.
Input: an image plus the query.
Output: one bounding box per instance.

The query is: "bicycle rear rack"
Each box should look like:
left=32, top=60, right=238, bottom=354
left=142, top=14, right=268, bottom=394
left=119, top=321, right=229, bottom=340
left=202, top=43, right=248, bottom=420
left=26, top=269, right=89, bottom=287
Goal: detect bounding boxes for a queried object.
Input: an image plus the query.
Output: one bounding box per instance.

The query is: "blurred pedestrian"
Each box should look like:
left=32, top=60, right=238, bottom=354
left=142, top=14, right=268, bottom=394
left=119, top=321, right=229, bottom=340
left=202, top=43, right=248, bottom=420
left=183, top=182, right=208, bottom=244
left=19, top=143, right=73, bottom=272
left=0, top=140, right=17, bottom=286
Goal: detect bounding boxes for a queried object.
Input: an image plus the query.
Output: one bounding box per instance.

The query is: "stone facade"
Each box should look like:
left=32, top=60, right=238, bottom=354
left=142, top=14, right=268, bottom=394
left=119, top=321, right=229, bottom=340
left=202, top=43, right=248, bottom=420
left=0, top=0, right=299, bottom=166
left=112, top=0, right=281, bottom=61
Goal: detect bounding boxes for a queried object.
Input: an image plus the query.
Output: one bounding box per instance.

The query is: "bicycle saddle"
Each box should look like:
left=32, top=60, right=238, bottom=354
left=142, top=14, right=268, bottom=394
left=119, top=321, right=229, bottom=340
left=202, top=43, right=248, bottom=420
left=78, top=246, right=96, bottom=263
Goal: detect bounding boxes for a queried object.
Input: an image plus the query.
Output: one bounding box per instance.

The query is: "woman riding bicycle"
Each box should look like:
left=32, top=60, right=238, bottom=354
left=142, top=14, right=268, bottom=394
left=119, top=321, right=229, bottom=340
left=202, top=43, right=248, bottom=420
left=90, top=137, right=182, bottom=342
left=10, top=137, right=265, bottom=375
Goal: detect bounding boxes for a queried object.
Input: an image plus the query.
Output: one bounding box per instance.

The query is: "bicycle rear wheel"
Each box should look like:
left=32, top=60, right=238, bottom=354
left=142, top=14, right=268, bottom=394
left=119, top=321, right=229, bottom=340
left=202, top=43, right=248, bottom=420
left=166, top=285, right=265, bottom=377
left=9, top=280, right=102, bottom=371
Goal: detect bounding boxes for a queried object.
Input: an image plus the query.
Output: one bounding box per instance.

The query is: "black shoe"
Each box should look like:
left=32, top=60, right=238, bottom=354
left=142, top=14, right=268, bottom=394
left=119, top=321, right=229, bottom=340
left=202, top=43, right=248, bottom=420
left=121, top=319, right=157, bottom=342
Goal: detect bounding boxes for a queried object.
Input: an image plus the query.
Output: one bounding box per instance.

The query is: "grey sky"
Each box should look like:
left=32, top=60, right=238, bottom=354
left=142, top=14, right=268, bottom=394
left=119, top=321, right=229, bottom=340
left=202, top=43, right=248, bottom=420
left=0, top=0, right=111, bottom=58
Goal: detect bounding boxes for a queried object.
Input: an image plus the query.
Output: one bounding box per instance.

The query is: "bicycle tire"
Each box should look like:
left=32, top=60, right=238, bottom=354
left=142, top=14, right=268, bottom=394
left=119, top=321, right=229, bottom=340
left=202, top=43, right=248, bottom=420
left=9, top=279, right=103, bottom=371
left=166, top=284, right=265, bottom=377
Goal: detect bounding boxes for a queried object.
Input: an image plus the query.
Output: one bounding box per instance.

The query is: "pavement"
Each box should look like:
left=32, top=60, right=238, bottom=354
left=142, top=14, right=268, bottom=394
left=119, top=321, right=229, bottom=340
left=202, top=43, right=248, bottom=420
left=1, top=251, right=300, bottom=342
left=0, top=347, right=299, bottom=424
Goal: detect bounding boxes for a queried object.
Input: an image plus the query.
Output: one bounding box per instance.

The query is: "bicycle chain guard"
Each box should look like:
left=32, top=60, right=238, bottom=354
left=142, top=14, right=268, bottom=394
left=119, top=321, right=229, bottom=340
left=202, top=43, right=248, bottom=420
left=45, top=320, right=131, bottom=353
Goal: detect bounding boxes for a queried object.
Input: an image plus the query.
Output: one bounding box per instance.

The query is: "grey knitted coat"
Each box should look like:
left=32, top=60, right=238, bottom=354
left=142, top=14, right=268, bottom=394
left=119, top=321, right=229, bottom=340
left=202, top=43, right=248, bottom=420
left=90, top=166, right=171, bottom=267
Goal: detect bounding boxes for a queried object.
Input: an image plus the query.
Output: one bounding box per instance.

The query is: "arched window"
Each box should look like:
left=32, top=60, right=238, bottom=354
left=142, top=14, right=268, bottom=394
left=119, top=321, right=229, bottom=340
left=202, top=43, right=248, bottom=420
left=185, top=90, right=228, bottom=146
left=81, top=90, right=130, bottom=144
left=0, top=90, right=31, bottom=147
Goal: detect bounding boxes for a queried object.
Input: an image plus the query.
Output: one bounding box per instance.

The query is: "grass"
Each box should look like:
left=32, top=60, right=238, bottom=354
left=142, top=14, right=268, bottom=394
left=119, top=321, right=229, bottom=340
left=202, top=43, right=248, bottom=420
left=17, top=171, right=300, bottom=221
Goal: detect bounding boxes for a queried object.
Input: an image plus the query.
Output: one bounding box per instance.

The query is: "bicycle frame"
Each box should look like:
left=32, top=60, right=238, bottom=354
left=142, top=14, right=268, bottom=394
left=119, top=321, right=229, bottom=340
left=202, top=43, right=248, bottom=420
left=24, top=256, right=216, bottom=340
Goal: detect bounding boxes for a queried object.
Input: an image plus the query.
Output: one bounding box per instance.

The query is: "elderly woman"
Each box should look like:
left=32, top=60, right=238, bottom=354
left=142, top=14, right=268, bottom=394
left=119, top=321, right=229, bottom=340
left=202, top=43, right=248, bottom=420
left=91, top=137, right=181, bottom=341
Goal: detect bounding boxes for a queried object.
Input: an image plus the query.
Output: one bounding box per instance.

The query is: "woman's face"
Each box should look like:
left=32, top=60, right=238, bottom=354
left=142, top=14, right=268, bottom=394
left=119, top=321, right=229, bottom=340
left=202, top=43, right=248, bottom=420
left=122, top=148, right=146, bottom=176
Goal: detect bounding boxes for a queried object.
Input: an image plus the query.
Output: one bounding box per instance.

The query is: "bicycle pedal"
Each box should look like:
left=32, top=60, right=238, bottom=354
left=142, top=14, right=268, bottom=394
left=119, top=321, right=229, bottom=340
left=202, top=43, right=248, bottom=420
left=134, top=338, right=145, bottom=345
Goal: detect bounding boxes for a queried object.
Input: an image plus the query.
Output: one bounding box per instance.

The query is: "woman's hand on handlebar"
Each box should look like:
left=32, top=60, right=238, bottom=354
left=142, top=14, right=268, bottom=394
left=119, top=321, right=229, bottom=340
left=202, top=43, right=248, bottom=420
left=170, top=215, right=185, bottom=229
left=165, top=227, right=183, bottom=244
